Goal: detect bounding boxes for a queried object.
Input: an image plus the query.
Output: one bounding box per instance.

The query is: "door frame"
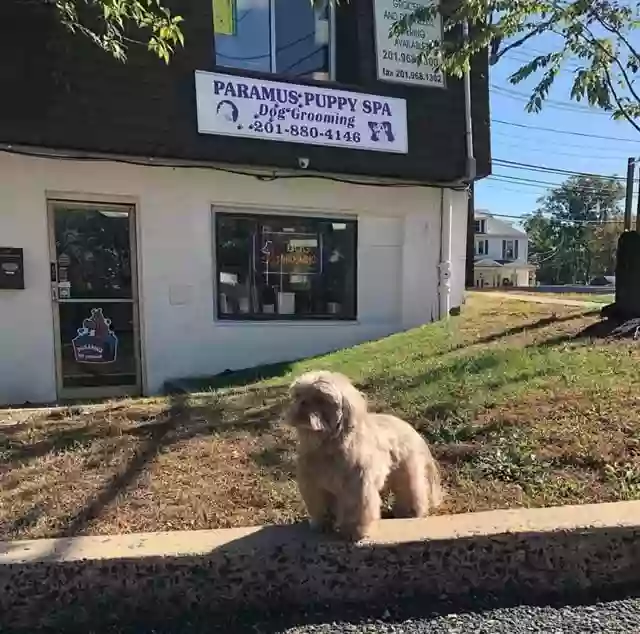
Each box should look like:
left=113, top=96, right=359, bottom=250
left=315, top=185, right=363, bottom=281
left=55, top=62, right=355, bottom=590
left=47, top=198, right=144, bottom=401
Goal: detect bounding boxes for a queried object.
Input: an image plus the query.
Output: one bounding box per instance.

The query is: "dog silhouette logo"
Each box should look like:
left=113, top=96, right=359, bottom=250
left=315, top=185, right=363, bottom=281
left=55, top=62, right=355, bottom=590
left=368, top=121, right=395, bottom=143
left=72, top=308, right=118, bottom=364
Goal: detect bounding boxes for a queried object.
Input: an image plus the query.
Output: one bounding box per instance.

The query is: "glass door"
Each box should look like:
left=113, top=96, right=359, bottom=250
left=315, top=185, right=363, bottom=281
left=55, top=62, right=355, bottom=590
left=48, top=201, right=141, bottom=400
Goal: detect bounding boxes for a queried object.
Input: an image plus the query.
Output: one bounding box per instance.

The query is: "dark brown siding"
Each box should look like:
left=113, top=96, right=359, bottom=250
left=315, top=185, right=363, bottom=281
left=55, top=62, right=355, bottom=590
left=0, top=0, right=490, bottom=183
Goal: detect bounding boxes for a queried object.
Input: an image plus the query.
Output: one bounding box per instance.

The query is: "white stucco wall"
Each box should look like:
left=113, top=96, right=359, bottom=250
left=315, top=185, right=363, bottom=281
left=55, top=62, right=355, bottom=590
left=0, top=151, right=467, bottom=405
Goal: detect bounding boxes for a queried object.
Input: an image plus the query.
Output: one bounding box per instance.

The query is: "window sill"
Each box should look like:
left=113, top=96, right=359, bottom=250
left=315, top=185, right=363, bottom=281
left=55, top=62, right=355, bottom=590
left=215, top=317, right=359, bottom=326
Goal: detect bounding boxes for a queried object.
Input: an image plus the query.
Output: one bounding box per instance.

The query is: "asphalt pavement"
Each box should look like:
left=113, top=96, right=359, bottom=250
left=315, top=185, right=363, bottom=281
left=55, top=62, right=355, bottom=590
left=24, top=592, right=640, bottom=633
left=240, top=598, right=640, bottom=634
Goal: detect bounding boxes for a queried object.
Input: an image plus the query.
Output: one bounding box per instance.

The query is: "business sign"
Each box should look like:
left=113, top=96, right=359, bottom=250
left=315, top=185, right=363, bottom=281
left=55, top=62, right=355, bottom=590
left=374, top=0, right=445, bottom=88
left=260, top=232, right=320, bottom=274
left=212, top=0, right=235, bottom=35
left=195, top=71, right=408, bottom=154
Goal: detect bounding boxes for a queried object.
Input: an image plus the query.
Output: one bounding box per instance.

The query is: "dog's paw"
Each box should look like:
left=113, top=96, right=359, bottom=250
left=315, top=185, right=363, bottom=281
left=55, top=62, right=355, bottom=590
left=307, top=517, right=333, bottom=533
left=307, top=517, right=322, bottom=531
left=335, top=523, right=371, bottom=543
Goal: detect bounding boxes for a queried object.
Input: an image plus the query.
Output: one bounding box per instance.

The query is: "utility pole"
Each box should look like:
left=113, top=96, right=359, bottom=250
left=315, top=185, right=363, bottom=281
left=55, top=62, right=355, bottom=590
left=636, top=173, right=640, bottom=233
left=635, top=176, right=640, bottom=233
left=608, top=156, right=640, bottom=321
left=465, top=181, right=475, bottom=288
left=624, top=157, right=635, bottom=231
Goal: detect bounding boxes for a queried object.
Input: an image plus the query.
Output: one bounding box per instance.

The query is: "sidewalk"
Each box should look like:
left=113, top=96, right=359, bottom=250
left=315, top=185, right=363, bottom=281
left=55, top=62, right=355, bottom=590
left=2, top=502, right=640, bottom=632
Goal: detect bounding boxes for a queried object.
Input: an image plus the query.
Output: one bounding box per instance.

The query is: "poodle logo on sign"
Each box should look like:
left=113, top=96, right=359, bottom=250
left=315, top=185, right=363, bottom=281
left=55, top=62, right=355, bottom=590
left=72, top=308, right=118, bottom=364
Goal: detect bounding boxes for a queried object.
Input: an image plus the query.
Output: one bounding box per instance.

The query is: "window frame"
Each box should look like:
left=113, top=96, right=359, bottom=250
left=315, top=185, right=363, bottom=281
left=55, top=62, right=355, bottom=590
left=214, top=0, right=337, bottom=82
left=503, top=239, right=517, bottom=260
left=213, top=208, right=358, bottom=322
left=476, top=239, right=488, bottom=256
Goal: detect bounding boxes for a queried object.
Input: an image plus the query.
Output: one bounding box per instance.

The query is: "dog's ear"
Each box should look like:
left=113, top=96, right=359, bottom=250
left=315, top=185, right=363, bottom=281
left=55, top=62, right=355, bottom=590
left=338, top=385, right=367, bottom=434
left=308, top=408, right=328, bottom=432
left=326, top=399, right=346, bottom=436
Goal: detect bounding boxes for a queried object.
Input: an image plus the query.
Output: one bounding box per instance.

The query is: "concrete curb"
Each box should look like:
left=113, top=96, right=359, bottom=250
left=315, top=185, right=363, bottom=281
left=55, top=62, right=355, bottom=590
left=2, top=502, right=640, bottom=631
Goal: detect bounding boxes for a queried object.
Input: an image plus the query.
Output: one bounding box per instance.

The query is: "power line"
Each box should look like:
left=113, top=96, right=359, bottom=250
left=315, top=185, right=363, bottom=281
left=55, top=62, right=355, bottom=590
left=516, top=44, right=564, bottom=57
left=502, top=50, right=582, bottom=73
left=494, top=142, right=628, bottom=161
left=491, top=128, right=631, bottom=154
left=492, top=136, right=630, bottom=161
left=532, top=244, right=563, bottom=264
left=481, top=179, right=640, bottom=208
left=482, top=179, right=638, bottom=198
left=493, top=158, right=627, bottom=182
left=475, top=208, right=627, bottom=226
left=487, top=173, right=634, bottom=197
left=480, top=182, right=546, bottom=195
left=492, top=118, right=640, bottom=143
left=489, top=173, right=611, bottom=189
left=491, top=84, right=612, bottom=115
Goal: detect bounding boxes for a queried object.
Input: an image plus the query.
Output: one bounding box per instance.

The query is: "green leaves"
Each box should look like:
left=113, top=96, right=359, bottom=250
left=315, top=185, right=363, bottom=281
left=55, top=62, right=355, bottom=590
left=55, top=0, right=184, bottom=63
left=524, top=174, right=625, bottom=284
left=393, top=0, right=640, bottom=129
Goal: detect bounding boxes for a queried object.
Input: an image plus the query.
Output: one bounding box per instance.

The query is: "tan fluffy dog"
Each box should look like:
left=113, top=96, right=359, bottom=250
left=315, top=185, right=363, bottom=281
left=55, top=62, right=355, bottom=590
left=285, top=370, right=442, bottom=541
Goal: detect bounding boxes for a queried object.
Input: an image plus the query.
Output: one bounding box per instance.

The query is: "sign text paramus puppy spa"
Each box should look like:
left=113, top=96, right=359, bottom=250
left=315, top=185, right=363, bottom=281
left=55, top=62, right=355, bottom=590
left=195, top=71, right=408, bottom=154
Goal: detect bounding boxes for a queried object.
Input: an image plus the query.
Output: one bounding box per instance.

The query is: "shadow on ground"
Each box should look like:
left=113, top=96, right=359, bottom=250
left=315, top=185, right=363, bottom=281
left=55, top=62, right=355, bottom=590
left=164, top=360, right=297, bottom=392
left=2, top=520, right=640, bottom=634
left=1, top=384, right=292, bottom=540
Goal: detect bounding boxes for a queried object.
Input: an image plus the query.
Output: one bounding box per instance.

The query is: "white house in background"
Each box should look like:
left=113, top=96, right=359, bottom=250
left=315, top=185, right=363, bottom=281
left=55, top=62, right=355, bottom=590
left=473, top=210, right=536, bottom=288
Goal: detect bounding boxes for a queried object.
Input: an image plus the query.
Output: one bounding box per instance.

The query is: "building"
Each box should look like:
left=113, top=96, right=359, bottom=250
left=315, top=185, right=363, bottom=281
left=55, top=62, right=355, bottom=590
left=473, top=210, right=535, bottom=288
left=0, top=0, right=490, bottom=406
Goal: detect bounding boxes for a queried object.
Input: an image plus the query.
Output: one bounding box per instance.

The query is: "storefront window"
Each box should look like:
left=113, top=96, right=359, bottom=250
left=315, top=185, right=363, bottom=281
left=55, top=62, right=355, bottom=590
left=215, top=211, right=357, bottom=320
left=213, top=0, right=334, bottom=80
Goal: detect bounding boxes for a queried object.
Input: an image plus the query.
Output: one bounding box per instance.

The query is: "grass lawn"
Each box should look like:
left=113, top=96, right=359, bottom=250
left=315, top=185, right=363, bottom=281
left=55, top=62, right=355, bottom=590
left=2, top=294, right=640, bottom=541
left=506, top=291, right=615, bottom=304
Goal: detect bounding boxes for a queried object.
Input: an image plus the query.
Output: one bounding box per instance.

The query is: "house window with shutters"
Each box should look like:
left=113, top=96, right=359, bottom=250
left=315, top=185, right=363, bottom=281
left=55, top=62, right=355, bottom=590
left=476, top=239, right=489, bottom=256
left=502, top=239, right=518, bottom=260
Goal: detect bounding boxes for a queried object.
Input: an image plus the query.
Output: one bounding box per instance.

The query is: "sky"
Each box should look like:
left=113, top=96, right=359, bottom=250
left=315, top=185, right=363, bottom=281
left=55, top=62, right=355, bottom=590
left=475, top=31, right=640, bottom=225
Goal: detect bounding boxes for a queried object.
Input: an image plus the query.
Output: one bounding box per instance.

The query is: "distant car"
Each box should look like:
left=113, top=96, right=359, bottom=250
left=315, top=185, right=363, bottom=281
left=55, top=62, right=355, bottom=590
left=589, top=276, right=615, bottom=286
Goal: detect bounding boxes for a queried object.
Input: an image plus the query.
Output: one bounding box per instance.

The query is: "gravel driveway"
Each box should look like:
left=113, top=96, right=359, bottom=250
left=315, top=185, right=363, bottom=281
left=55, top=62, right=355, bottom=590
left=240, top=598, right=640, bottom=634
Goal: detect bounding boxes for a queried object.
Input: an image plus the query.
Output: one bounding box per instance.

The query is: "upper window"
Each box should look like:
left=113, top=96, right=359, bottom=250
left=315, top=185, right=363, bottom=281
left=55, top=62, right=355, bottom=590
left=215, top=211, right=357, bottom=320
left=213, top=0, right=335, bottom=81
left=474, top=219, right=486, bottom=234
left=503, top=239, right=518, bottom=260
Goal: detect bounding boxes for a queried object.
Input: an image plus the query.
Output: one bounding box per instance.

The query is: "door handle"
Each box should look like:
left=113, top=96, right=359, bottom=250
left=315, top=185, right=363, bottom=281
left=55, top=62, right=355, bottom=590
left=51, top=284, right=58, bottom=302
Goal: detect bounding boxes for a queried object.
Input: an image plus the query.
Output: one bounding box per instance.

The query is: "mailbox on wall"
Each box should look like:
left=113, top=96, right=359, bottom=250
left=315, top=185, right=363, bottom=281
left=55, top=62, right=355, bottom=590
left=0, top=247, right=25, bottom=289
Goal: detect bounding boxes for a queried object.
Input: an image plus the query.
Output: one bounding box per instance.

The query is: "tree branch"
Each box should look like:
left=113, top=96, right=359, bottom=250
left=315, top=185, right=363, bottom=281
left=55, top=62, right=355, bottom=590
left=592, top=11, right=640, bottom=65
left=602, top=65, right=640, bottom=133
left=492, top=17, right=558, bottom=63
left=579, top=22, right=640, bottom=112
left=587, top=13, right=640, bottom=104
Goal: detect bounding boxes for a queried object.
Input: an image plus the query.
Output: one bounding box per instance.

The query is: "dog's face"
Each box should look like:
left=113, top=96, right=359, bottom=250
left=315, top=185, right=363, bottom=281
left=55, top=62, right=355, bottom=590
left=286, top=371, right=365, bottom=436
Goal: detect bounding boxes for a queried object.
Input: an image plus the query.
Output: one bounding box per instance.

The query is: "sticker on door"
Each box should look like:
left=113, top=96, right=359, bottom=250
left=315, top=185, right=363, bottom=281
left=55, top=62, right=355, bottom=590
left=72, top=308, right=118, bottom=364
